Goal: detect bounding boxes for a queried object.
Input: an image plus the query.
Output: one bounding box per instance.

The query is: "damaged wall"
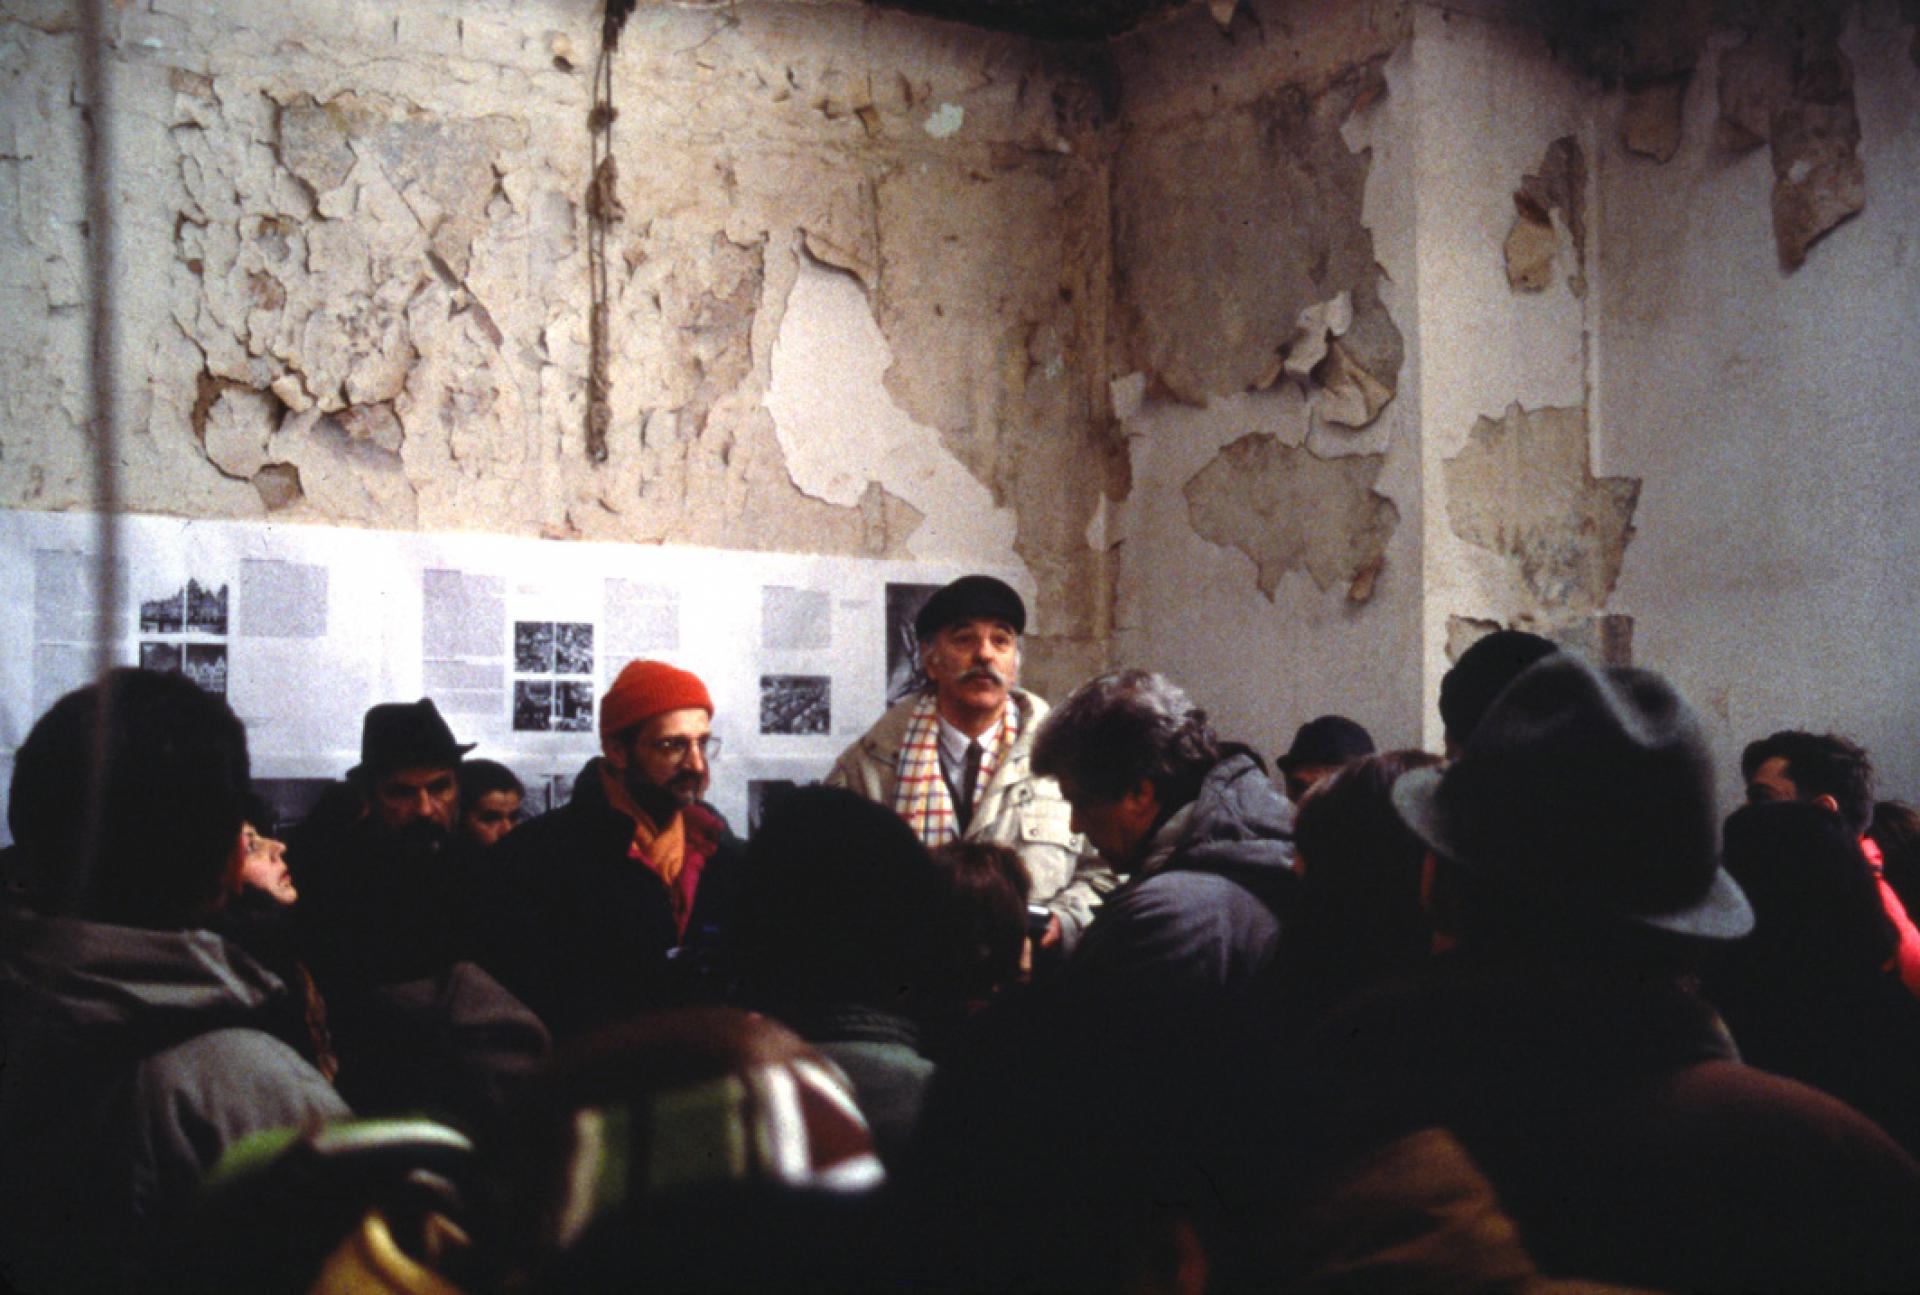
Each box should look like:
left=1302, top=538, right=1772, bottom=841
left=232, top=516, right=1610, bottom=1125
left=1105, top=0, right=1426, bottom=758
left=1597, top=0, right=1920, bottom=804
left=0, top=0, right=1124, bottom=699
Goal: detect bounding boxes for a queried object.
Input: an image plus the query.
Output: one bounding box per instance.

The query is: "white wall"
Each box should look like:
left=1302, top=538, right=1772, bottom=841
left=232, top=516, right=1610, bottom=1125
left=1599, top=4, right=1920, bottom=805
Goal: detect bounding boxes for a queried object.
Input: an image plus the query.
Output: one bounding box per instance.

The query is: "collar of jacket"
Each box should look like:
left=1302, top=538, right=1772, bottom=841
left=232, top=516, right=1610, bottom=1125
left=859, top=687, right=1042, bottom=776
left=570, top=756, right=725, bottom=855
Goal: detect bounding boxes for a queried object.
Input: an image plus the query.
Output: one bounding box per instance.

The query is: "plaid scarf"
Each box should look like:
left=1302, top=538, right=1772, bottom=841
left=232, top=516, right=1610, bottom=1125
left=892, top=693, right=1020, bottom=847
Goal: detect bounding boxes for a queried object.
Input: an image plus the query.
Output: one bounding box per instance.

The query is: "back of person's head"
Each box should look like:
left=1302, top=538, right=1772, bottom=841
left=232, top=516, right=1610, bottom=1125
left=495, top=1006, right=886, bottom=1293
left=1031, top=669, right=1221, bottom=810
left=9, top=668, right=250, bottom=926
left=737, top=785, right=938, bottom=1012
left=1395, top=655, right=1750, bottom=971
left=1718, top=800, right=1896, bottom=980
left=928, top=840, right=1030, bottom=1006
left=1285, top=750, right=1443, bottom=1013
left=1437, top=629, right=1557, bottom=751
left=1742, top=730, right=1875, bottom=835
left=1870, top=800, right=1920, bottom=914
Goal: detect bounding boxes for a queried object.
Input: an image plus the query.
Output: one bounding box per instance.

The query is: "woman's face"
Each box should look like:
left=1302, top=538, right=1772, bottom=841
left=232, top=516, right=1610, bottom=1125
left=240, top=822, right=298, bottom=905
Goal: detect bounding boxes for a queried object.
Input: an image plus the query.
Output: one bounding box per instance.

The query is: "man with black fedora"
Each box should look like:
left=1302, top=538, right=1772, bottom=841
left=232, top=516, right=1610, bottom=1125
left=287, top=698, right=547, bottom=1122
left=1285, top=654, right=1920, bottom=1291
left=829, top=575, right=1112, bottom=952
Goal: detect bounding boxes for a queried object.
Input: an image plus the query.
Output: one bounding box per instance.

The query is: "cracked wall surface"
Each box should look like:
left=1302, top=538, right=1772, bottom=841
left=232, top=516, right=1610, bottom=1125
left=1444, top=403, right=1639, bottom=614
left=1106, top=0, right=1423, bottom=757
left=1183, top=433, right=1396, bottom=601
left=0, top=0, right=1124, bottom=691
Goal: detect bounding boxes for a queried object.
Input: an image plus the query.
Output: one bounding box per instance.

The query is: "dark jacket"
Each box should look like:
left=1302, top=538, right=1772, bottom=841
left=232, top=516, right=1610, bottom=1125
left=0, top=905, right=349, bottom=1292
left=1293, top=954, right=1920, bottom=1291
left=479, top=757, right=744, bottom=1041
left=1064, top=747, right=1297, bottom=1008
left=791, top=1003, right=934, bottom=1174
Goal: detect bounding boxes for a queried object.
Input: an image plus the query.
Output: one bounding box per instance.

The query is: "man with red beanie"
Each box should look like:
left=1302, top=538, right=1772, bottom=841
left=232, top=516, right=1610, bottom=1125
left=480, top=660, right=744, bottom=1041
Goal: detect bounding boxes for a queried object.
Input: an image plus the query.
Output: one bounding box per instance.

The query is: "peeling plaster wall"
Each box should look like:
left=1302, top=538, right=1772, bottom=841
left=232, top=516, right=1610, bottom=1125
left=1404, top=4, right=1603, bottom=747
left=1598, top=2, right=1920, bottom=805
left=1105, top=0, right=1425, bottom=759
left=0, top=0, right=1123, bottom=697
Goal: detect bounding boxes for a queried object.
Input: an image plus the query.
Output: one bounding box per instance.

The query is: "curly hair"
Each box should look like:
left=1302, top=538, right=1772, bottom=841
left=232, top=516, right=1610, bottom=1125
left=1031, top=669, right=1221, bottom=810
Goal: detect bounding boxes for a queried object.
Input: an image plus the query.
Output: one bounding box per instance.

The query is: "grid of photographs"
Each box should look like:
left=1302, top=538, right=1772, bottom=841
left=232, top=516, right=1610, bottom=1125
left=513, top=620, right=596, bottom=732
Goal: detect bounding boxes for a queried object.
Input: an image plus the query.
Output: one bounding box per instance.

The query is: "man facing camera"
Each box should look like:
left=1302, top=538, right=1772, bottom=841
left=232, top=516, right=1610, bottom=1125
left=482, top=660, right=744, bottom=1041
left=829, top=575, right=1113, bottom=952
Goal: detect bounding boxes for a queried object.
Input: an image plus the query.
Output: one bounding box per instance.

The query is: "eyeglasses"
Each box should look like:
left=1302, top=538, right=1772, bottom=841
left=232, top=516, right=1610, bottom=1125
left=644, top=734, right=722, bottom=763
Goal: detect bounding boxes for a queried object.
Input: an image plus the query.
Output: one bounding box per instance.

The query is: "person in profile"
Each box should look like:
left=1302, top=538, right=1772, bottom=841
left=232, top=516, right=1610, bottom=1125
left=0, top=669, right=348, bottom=1292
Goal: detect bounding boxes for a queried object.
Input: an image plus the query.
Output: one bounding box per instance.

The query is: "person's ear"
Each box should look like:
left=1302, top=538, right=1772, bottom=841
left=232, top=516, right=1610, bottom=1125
left=601, top=730, right=629, bottom=769
left=1814, top=793, right=1841, bottom=817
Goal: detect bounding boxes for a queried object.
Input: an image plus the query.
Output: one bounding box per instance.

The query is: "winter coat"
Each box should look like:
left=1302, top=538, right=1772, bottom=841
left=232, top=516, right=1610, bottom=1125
left=1296, top=954, right=1920, bottom=1291
left=478, top=757, right=744, bottom=1041
left=0, top=904, right=349, bottom=1292
left=1063, top=747, right=1298, bottom=1006
left=826, top=688, right=1115, bottom=943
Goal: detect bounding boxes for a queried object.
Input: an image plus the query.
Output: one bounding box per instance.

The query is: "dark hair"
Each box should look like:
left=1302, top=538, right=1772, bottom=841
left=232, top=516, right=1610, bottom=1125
left=1716, top=800, right=1896, bottom=976
left=1031, top=670, right=1221, bottom=811
left=736, top=785, right=938, bottom=1011
left=1279, top=751, right=1442, bottom=1030
left=1438, top=630, right=1557, bottom=748
left=459, top=758, right=525, bottom=812
left=9, top=668, right=251, bottom=927
left=1741, top=731, right=1874, bottom=835
left=928, top=840, right=1031, bottom=1005
left=1870, top=801, right=1920, bottom=918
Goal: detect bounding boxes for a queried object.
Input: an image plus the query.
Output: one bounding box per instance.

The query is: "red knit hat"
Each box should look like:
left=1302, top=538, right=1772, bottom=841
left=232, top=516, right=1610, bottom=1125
left=601, top=660, right=714, bottom=740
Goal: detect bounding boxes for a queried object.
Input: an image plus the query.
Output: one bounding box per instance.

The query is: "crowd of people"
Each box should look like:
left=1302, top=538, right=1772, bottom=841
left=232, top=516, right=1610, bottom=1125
left=4, top=573, right=1920, bottom=1293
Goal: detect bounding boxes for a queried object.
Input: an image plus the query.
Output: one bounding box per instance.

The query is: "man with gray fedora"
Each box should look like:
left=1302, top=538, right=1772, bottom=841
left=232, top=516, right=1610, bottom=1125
left=1292, top=654, right=1920, bottom=1291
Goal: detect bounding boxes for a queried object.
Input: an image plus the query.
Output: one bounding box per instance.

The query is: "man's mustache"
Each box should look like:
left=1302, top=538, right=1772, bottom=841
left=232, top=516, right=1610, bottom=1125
left=960, top=665, right=1008, bottom=687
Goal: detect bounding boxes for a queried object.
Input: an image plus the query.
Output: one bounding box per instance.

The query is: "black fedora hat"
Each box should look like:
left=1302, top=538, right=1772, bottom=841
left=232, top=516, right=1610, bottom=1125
left=350, top=698, right=475, bottom=780
left=1393, top=654, right=1752, bottom=941
left=914, top=575, right=1026, bottom=641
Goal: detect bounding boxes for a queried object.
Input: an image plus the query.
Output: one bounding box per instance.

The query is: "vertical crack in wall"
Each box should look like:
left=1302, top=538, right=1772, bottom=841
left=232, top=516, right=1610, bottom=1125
left=1182, top=432, right=1398, bottom=602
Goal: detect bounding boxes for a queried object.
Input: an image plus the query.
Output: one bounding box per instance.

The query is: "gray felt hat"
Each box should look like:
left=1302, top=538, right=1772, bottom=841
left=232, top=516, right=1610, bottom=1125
left=1393, top=654, right=1752, bottom=941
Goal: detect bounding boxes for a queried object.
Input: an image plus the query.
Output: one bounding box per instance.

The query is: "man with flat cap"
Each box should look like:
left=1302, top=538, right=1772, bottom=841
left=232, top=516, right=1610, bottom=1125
left=829, top=575, right=1112, bottom=951
left=482, top=660, right=744, bottom=1040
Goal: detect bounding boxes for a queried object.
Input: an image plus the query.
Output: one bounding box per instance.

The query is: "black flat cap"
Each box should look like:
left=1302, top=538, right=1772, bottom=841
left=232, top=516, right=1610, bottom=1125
left=915, top=575, right=1026, bottom=640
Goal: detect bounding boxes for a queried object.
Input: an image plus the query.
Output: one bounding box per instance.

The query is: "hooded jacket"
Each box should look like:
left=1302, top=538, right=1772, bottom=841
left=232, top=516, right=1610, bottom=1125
left=0, top=904, right=349, bottom=1292
left=1064, top=747, right=1298, bottom=1005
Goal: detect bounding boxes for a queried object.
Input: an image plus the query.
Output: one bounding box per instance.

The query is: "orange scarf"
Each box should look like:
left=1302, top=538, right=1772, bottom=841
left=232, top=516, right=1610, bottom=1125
left=600, top=763, right=686, bottom=896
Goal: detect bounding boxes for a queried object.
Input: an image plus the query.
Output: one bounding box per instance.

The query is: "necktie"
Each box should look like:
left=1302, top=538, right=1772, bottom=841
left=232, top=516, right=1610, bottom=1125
left=957, top=739, right=985, bottom=830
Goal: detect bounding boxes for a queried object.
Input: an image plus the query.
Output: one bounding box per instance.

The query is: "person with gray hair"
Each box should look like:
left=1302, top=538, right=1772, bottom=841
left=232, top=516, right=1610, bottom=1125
left=1031, top=669, right=1296, bottom=1005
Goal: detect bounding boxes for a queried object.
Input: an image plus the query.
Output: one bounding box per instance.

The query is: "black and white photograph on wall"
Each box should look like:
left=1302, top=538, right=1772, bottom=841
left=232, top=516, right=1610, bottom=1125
left=140, top=641, right=182, bottom=673
left=885, top=582, right=942, bottom=706
left=514, top=680, right=554, bottom=731
left=760, top=674, right=831, bottom=735
left=140, top=589, right=184, bottom=634
left=747, top=779, right=800, bottom=835
left=515, top=621, right=557, bottom=673
left=186, top=579, right=229, bottom=635
left=184, top=643, right=229, bottom=695
left=555, top=622, right=595, bottom=675
left=555, top=681, right=595, bottom=732
left=531, top=770, right=580, bottom=817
